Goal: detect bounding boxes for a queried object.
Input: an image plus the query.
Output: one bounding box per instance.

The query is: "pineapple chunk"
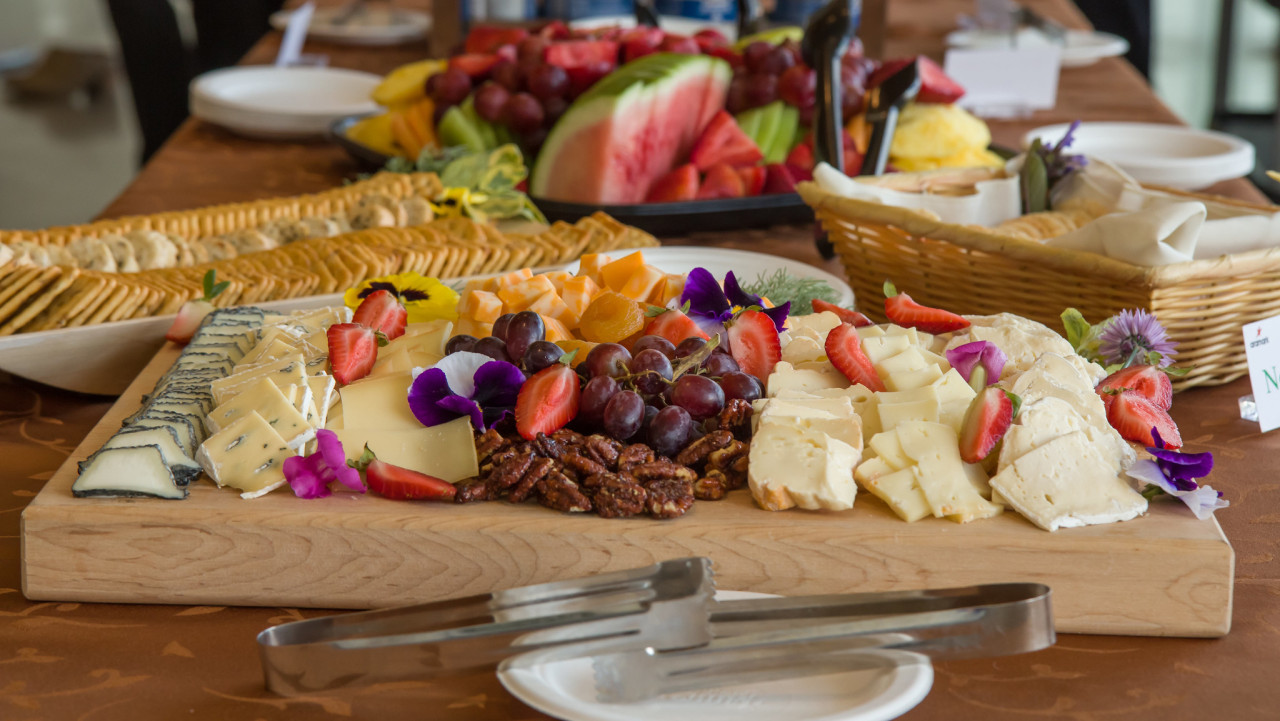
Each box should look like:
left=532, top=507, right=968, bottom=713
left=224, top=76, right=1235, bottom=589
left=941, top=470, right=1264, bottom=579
left=619, top=265, right=665, bottom=303
left=600, top=252, right=647, bottom=292
left=498, top=275, right=557, bottom=312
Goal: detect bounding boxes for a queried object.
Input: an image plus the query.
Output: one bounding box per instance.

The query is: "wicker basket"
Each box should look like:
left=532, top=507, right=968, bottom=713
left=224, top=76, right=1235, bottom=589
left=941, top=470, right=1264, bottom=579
left=799, top=181, right=1280, bottom=391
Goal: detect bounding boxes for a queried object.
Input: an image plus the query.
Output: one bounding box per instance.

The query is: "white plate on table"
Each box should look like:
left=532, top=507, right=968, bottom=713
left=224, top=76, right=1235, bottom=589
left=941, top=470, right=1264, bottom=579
left=1023, top=121, right=1256, bottom=190
left=0, top=247, right=853, bottom=395
left=270, top=7, right=431, bottom=46
left=498, top=590, right=933, bottom=721
left=191, top=66, right=381, bottom=139
left=946, top=28, right=1128, bottom=68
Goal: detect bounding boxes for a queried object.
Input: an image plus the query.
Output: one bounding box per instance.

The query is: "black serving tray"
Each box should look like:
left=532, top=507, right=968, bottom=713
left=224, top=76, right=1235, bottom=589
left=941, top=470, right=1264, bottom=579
left=329, top=115, right=813, bottom=236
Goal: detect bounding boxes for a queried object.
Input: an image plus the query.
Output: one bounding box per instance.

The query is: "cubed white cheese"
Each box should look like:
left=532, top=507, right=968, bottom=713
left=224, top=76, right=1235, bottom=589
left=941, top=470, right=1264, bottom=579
left=748, top=424, right=861, bottom=511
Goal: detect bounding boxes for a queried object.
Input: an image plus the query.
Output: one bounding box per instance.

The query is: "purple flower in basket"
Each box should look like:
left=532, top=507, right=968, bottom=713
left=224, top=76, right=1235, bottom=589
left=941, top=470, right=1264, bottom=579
left=1098, top=309, right=1177, bottom=368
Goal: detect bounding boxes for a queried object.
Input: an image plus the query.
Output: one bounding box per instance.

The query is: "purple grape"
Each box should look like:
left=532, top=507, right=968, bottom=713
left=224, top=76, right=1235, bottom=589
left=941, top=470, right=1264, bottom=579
left=670, top=374, right=725, bottom=421
left=628, top=349, right=673, bottom=395
left=639, top=404, right=659, bottom=438
left=492, top=313, right=515, bottom=342
left=579, top=375, right=618, bottom=427
left=445, top=334, right=478, bottom=355
left=726, top=75, right=749, bottom=114
left=582, top=343, right=632, bottom=379
left=503, top=92, right=545, bottom=134
left=631, top=335, right=676, bottom=359
left=505, top=310, right=545, bottom=361
left=742, top=41, right=773, bottom=74
left=701, top=353, right=740, bottom=377
left=542, top=95, right=569, bottom=125
left=674, top=337, right=708, bottom=359
left=521, top=126, right=549, bottom=154
left=431, top=67, right=472, bottom=107
left=744, top=73, right=778, bottom=109
left=523, top=340, right=564, bottom=373
left=473, top=82, right=511, bottom=123
left=473, top=336, right=512, bottom=363
left=759, top=46, right=796, bottom=75
left=527, top=64, right=569, bottom=101
left=719, top=371, right=762, bottom=403
left=491, top=59, right=521, bottom=91
left=603, top=390, right=645, bottom=440
left=517, top=35, right=549, bottom=64
left=649, top=406, right=692, bottom=458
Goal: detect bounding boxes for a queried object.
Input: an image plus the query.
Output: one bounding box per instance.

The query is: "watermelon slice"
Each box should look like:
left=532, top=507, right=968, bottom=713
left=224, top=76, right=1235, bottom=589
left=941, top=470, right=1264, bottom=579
left=690, top=111, right=764, bottom=170
left=531, top=53, right=732, bottom=204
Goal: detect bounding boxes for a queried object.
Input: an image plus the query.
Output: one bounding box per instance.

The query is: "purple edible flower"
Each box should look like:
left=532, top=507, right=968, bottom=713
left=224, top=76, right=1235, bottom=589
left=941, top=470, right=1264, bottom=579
left=283, top=430, right=365, bottom=499
left=407, top=350, right=525, bottom=431
left=681, top=268, right=790, bottom=333
left=1124, top=428, right=1226, bottom=520
left=1098, top=309, right=1177, bottom=368
left=1042, top=119, right=1088, bottom=186
left=945, top=340, right=1007, bottom=385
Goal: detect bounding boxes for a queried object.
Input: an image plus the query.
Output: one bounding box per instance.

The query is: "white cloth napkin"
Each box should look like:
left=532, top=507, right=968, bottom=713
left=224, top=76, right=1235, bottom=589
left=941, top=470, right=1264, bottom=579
left=813, top=162, right=1023, bottom=227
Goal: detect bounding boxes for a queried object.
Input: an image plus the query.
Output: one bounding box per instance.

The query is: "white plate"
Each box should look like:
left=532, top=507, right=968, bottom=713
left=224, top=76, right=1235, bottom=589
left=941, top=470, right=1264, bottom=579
left=567, top=14, right=737, bottom=39
left=191, top=66, right=381, bottom=139
left=1022, top=121, right=1256, bottom=190
left=946, top=28, right=1129, bottom=68
left=269, top=7, right=431, bottom=46
left=497, top=590, right=933, bottom=721
left=0, top=247, right=853, bottom=395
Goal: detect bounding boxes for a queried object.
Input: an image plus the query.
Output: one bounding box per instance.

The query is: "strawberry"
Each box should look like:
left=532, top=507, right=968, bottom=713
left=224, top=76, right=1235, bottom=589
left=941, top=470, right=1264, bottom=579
left=737, top=166, right=767, bottom=196
left=726, top=310, right=782, bottom=384
left=659, top=35, right=701, bottom=55
left=447, top=53, right=499, bottom=79
left=958, top=386, right=1014, bottom=463
left=464, top=25, right=529, bottom=54
left=643, top=307, right=708, bottom=345
left=1096, top=364, right=1172, bottom=410
left=883, top=281, right=969, bottom=334
left=696, top=163, right=746, bottom=200
left=811, top=299, right=873, bottom=327
left=353, top=289, right=408, bottom=340
left=824, top=323, right=886, bottom=391
left=762, top=164, right=797, bottom=194
left=867, top=56, right=965, bottom=104
left=352, top=446, right=456, bottom=501
left=165, top=269, right=228, bottom=344
left=515, top=362, right=581, bottom=440
left=1106, top=389, right=1182, bottom=449
left=327, top=323, right=380, bottom=386
left=646, top=164, right=700, bottom=202
left=690, top=111, right=763, bottom=170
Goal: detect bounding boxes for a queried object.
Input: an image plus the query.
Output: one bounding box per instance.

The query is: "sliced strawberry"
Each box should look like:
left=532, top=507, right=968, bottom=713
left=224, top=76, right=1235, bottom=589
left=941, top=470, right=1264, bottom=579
left=824, top=323, right=886, bottom=391
left=690, top=111, right=763, bottom=171
left=643, top=307, right=709, bottom=345
left=785, top=142, right=814, bottom=172
left=659, top=35, right=700, bottom=55
left=464, top=25, right=529, bottom=54
left=883, top=282, right=969, bottom=334
left=705, top=45, right=742, bottom=69
left=693, top=28, right=729, bottom=50
left=696, top=163, right=746, bottom=200
left=544, top=40, right=620, bottom=71
left=958, top=386, right=1014, bottom=463
left=359, top=451, right=456, bottom=501
left=811, top=299, right=873, bottom=327
left=621, top=26, right=664, bottom=63
left=515, top=363, right=581, bottom=440
left=327, top=323, right=379, bottom=386
left=537, top=20, right=570, bottom=41
left=727, top=310, right=782, bottom=384
left=447, top=53, right=499, bottom=79
left=866, top=56, right=965, bottom=104
left=762, top=163, right=797, bottom=194
left=1096, top=364, right=1172, bottom=410
left=1107, top=389, right=1182, bottom=449
left=165, top=299, right=214, bottom=344
left=646, top=163, right=700, bottom=202
left=737, top=166, right=767, bottom=195
left=352, top=289, right=407, bottom=340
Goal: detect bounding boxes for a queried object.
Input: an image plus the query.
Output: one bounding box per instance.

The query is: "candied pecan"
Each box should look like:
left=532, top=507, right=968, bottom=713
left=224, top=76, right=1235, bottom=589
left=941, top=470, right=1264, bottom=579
left=707, top=440, right=748, bottom=472
left=693, top=472, right=729, bottom=501
left=675, top=430, right=733, bottom=468
left=475, top=429, right=508, bottom=464
left=508, top=456, right=555, bottom=503
left=483, top=442, right=526, bottom=474
left=454, top=478, right=493, bottom=503
left=579, top=471, right=616, bottom=490
left=617, top=443, right=655, bottom=471
left=592, top=475, right=648, bottom=518
left=583, top=434, right=622, bottom=468
left=551, top=428, right=587, bottom=445
left=629, top=460, right=698, bottom=484
left=533, top=432, right=568, bottom=459
left=645, top=478, right=694, bottom=518
left=714, top=399, right=753, bottom=439
left=561, top=450, right=608, bottom=478
left=536, top=472, right=593, bottom=513
left=490, top=452, right=535, bottom=490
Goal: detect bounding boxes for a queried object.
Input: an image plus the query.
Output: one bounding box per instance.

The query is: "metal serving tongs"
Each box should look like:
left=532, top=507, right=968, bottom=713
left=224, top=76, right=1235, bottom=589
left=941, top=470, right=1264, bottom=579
left=804, top=0, right=860, bottom=259
left=590, top=582, right=1054, bottom=703
left=258, top=557, right=714, bottom=696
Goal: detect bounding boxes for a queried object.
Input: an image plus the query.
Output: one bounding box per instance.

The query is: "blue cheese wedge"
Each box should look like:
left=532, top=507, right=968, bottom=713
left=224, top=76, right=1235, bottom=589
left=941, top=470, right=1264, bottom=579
left=210, top=353, right=307, bottom=406
left=73, top=445, right=186, bottom=499
left=197, top=410, right=293, bottom=497
left=206, top=377, right=316, bottom=450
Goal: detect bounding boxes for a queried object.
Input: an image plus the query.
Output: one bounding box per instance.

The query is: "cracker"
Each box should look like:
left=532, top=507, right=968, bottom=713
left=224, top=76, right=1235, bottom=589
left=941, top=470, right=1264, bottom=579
left=0, top=267, right=60, bottom=329
left=23, top=274, right=110, bottom=331
left=0, top=267, right=78, bottom=334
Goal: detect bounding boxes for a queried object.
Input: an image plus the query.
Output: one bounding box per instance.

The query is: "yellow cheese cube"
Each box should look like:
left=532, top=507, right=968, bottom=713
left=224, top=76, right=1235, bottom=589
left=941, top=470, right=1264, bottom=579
left=498, top=275, right=557, bottom=312
left=542, top=315, right=573, bottom=342
left=600, top=252, right=647, bottom=292
left=543, top=271, right=575, bottom=293
left=652, top=273, right=686, bottom=305
left=576, top=253, right=612, bottom=283
left=463, top=277, right=498, bottom=295
left=496, top=268, right=534, bottom=288
left=453, top=318, right=493, bottom=339
left=467, top=290, right=504, bottom=323
left=527, top=291, right=575, bottom=324
left=618, top=264, right=665, bottom=303
left=560, top=275, right=600, bottom=324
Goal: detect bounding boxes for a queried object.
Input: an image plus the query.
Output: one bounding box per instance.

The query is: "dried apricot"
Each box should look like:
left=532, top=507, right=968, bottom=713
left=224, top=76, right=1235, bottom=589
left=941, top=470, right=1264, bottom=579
left=577, top=291, right=646, bottom=344
left=555, top=339, right=597, bottom=367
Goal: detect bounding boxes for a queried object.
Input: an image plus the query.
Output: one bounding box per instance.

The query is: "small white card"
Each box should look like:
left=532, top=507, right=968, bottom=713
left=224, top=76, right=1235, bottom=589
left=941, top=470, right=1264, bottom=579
left=1243, top=315, right=1280, bottom=432
left=944, top=46, right=1061, bottom=118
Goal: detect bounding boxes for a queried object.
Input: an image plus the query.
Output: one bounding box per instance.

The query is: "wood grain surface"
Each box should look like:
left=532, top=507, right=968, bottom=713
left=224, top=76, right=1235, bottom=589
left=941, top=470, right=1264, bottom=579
left=22, top=343, right=1234, bottom=637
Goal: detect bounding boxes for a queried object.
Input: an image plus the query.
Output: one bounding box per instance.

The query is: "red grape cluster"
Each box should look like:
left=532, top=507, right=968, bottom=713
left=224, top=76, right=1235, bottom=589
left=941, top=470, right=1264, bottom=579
left=727, top=38, right=875, bottom=123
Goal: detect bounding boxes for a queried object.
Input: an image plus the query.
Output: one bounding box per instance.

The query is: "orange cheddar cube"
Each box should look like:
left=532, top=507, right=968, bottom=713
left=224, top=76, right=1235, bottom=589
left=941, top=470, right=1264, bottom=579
left=468, top=290, right=503, bottom=324
left=559, top=275, right=600, bottom=325
left=497, top=275, right=557, bottom=312
left=463, top=277, right=498, bottom=295
left=618, top=264, right=665, bottom=303
left=652, top=273, right=686, bottom=306
left=495, top=268, right=534, bottom=289
left=453, top=318, right=493, bottom=339
left=543, top=270, right=575, bottom=293
left=542, top=315, right=573, bottom=342
left=526, top=291, right=575, bottom=325
left=576, top=253, right=612, bottom=282
left=600, top=252, right=647, bottom=292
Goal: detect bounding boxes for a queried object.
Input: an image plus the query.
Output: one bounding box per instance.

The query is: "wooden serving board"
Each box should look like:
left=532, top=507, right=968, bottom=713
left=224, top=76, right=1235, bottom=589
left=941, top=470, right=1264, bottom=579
left=22, top=344, right=1234, bottom=638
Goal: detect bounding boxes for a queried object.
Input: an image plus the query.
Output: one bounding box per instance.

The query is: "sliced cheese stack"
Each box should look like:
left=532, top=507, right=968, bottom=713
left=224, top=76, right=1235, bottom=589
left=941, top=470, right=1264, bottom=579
left=364, top=319, right=452, bottom=379
left=748, top=388, right=867, bottom=512
left=856, top=422, right=1001, bottom=523
left=196, top=306, right=348, bottom=498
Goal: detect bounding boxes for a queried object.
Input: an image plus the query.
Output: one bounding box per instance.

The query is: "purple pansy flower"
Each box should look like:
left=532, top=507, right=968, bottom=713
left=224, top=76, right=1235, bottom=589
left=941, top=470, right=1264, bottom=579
left=681, top=267, right=790, bottom=334
left=283, top=430, right=365, bottom=499
left=1125, top=428, right=1227, bottom=520
left=1098, top=309, right=1177, bottom=368
left=408, top=351, right=525, bottom=431
left=945, top=341, right=1007, bottom=385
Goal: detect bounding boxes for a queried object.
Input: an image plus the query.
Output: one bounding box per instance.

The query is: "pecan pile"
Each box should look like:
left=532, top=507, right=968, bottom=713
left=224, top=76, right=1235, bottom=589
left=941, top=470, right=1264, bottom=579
left=461, top=400, right=753, bottom=519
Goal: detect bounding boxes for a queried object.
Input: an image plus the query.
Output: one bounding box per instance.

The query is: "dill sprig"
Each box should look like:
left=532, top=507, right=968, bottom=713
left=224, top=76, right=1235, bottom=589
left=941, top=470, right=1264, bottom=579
left=740, top=268, right=840, bottom=310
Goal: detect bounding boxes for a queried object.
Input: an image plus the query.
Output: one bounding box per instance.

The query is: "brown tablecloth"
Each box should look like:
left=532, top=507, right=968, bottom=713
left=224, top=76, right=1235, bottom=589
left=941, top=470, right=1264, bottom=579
left=4, top=1, right=1279, bottom=718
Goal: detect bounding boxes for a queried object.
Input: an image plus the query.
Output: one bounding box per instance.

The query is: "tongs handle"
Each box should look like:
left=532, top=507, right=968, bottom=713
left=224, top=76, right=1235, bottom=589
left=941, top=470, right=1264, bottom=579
left=736, top=0, right=763, bottom=40
left=802, top=0, right=861, bottom=176
left=634, top=0, right=660, bottom=28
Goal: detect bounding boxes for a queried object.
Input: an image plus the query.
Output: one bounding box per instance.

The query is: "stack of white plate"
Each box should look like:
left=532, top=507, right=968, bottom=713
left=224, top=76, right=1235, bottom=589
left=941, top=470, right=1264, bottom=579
left=190, top=66, right=382, bottom=140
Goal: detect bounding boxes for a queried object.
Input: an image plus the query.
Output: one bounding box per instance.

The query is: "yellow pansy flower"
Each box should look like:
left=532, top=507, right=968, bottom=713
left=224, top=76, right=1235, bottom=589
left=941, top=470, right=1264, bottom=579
left=343, top=272, right=459, bottom=323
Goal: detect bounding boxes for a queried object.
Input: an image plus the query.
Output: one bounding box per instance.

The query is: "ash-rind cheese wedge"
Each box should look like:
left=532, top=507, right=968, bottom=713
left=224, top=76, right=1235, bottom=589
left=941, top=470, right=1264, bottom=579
left=73, top=445, right=185, bottom=499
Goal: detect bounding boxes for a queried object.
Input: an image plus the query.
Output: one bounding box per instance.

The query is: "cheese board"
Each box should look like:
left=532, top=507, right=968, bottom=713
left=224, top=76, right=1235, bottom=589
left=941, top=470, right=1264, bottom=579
left=22, top=343, right=1233, bottom=637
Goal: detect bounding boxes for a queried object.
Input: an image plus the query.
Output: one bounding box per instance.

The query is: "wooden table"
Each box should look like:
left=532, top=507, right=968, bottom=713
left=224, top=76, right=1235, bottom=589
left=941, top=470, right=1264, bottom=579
left=3, top=1, right=1277, bottom=718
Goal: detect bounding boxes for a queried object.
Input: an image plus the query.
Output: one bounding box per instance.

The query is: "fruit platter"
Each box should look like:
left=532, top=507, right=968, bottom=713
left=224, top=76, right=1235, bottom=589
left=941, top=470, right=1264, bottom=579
left=22, top=249, right=1232, bottom=637
left=336, top=20, right=1001, bottom=232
